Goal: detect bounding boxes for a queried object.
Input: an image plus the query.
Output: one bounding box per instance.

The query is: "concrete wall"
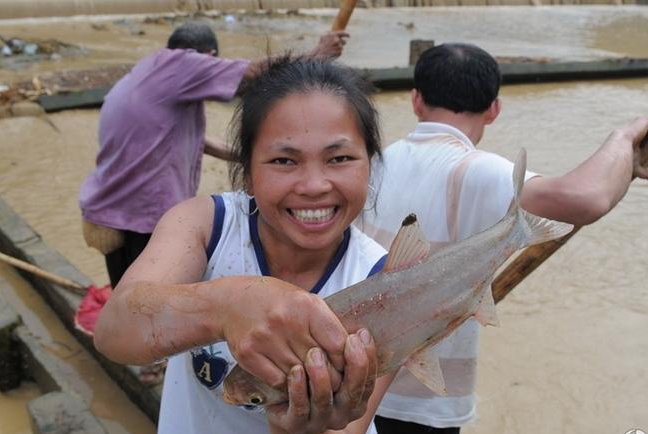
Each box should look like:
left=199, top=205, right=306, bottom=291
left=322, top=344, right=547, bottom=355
left=0, top=0, right=640, bottom=20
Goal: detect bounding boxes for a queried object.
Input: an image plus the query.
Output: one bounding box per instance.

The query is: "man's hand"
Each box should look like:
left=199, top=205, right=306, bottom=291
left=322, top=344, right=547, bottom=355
left=311, top=31, right=350, bottom=60
left=630, top=117, right=648, bottom=179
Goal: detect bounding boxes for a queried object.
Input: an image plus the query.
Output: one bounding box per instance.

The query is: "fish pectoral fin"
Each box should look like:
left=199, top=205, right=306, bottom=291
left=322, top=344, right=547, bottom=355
left=475, top=284, right=499, bottom=327
left=404, top=347, right=447, bottom=396
left=384, top=214, right=431, bottom=273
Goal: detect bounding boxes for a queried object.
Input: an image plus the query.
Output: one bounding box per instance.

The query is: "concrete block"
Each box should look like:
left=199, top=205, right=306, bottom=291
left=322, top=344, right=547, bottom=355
left=0, top=197, right=40, bottom=246
left=28, top=391, right=107, bottom=434
left=0, top=290, right=22, bottom=391
left=16, top=326, right=66, bottom=394
left=0, top=194, right=161, bottom=422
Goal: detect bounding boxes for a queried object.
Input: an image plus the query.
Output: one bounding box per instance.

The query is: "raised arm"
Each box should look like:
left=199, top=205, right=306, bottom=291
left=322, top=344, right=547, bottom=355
left=93, top=196, right=350, bottom=387
left=241, top=31, right=350, bottom=84
left=308, top=30, right=350, bottom=60
left=521, top=116, right=648, bottom=225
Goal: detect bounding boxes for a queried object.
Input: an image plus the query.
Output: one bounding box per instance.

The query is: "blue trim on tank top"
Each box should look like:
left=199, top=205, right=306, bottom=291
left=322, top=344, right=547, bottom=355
left=368, top=254, right=387, bottom=277
left=206, top=195, right=225, bottom=258
left=248, top=198, right=351, bottom=295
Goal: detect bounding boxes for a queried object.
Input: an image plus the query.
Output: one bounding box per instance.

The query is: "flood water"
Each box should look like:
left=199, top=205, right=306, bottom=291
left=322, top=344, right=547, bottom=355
left=1, top=6, right=647, bottom=433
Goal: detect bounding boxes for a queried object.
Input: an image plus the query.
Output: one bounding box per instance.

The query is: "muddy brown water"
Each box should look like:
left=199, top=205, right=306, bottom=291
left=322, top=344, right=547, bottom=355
left=1, top=6, right=647, bottom=433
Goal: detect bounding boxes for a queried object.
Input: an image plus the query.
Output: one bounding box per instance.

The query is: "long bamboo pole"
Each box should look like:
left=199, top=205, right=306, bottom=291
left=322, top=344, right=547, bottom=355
left=331, top=0, right=359, bottom=31
left=493, top=133, right=648, bottom=304
left=0, top=251, right=86, bottom=295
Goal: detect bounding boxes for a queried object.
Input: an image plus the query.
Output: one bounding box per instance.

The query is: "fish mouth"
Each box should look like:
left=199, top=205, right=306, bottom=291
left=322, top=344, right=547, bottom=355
left=221, top=390, right=238, bottom=405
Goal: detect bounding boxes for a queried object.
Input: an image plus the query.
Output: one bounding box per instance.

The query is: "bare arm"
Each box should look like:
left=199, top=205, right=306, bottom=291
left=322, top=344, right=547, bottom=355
left=521, top=116, right=648, bottom=225
left=241, top=31, right=350, bottom=85
left=203, top=136, right=235, bottom=161
left=93, top=196, right=350, bottom=387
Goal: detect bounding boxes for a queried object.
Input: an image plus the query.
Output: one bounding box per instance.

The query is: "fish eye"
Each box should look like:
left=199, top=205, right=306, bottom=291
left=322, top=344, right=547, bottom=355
left=249, top=393, right=264, bottom=405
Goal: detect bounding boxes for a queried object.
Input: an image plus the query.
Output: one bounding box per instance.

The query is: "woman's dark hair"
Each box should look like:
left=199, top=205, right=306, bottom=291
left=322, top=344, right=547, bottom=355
left=414, top=43, right=501, bottom=114
left=167, top=21, right=218, bottom=55
left=228, top=55, right=382, bottom=190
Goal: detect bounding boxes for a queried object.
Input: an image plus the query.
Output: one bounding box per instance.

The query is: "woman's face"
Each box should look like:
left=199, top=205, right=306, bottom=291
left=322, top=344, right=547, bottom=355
left=248, top=91, right=370, bottom=254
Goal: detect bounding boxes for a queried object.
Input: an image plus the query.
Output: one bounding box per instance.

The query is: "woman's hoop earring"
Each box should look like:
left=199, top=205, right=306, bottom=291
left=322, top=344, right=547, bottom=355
left=363, top=184, right=377, bottom=212
left=239, top=191, right=259, bottom=216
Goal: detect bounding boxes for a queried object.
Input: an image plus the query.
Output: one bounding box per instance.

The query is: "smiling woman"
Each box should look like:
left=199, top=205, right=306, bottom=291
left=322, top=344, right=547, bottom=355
left=92, top=56, right=395, bottom=434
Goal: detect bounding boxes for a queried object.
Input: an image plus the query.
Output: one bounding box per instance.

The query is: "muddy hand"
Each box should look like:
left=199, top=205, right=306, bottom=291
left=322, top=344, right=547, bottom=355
left=222, top=276, right=348, bottom=390
left=265, top=329, right=376, bottom=434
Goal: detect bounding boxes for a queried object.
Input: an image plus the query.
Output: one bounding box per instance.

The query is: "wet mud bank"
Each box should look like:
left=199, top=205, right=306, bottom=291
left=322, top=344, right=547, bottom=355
left=0, top=197, right=161, bottom=425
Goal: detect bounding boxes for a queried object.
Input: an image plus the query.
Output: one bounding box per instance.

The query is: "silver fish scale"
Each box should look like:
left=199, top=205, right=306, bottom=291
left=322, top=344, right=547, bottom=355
left=326, top=210, right=525, bottom=373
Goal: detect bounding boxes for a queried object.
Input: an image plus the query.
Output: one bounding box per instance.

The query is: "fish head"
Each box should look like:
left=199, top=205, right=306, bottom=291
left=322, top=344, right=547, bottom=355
left=222, top=364, right=288, bottom=407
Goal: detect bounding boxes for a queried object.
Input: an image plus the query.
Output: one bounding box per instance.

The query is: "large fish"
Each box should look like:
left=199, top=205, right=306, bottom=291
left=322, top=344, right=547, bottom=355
left=222, top=148, right=573, bottom=407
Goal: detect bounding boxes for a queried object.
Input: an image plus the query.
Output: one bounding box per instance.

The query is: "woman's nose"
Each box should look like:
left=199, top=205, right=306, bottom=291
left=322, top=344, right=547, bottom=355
left=295, top=165, right=333, bottom=196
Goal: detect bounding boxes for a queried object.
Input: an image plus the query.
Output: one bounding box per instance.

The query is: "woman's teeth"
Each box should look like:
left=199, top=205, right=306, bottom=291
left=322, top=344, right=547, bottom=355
left=290, top=207, right=335, bottom=223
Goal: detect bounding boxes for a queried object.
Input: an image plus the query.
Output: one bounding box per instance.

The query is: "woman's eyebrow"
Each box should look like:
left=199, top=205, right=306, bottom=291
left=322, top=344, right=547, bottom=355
left=271, top=141, right=351, bottom=155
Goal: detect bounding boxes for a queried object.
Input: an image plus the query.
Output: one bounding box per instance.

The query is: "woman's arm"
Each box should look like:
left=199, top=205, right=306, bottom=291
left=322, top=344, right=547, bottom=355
left=94, top=196, right=350, bottom=388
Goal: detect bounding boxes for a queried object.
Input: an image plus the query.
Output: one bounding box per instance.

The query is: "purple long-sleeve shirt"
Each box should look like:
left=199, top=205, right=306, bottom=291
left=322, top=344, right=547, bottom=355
left=79, top=48, right=250, bottom=233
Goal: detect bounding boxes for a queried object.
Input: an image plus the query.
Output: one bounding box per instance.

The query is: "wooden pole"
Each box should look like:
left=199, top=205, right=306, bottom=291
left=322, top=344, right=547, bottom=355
left=331, top=0, right=359, bottom=31
left=493, top=132, right=648, bottom=304
left=0, top=251, right=86, bottom=295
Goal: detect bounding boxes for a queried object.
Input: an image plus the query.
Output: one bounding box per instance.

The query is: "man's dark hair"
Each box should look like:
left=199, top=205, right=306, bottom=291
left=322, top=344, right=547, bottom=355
left=167, top=21, right=218, bottom=55
left=228, top=55, right=382, bottom=190
left=414, top=43, right=501, bottom=114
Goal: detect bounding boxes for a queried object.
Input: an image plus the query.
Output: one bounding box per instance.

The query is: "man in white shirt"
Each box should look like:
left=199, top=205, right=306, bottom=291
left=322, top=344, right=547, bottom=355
left=359, top=43, right=648, bottom=434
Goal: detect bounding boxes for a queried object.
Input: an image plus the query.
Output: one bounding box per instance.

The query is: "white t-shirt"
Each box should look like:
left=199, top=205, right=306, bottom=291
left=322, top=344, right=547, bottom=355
left=358, top=122, right=537, bottom=428
left=159, top=191, right=387, bottom=434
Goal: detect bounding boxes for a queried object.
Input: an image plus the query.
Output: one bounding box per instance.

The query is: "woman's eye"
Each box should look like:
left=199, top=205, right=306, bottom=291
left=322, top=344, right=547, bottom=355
left=330, top=155, right=353, bottom=164
left=270, top=158, right=294, bottom=165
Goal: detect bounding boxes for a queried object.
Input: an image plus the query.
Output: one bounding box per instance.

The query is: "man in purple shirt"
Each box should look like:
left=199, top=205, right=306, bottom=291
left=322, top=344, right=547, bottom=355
left=80, top=21, right=348, bottom=289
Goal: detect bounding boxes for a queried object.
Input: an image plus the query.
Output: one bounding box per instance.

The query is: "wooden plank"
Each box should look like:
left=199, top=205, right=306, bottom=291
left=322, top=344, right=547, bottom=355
left=38, top=87, right=111, bottom=112
left=364, top=58, right=648, bottom=90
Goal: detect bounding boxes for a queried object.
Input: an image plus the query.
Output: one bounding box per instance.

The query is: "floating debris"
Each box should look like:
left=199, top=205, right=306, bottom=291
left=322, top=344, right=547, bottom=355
left=0, top=35, right=87, bottom=70
left=0, top=64, right=132, bottom=119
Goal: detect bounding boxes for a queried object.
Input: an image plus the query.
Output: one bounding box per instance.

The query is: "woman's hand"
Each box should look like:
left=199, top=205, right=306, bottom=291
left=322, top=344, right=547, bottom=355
left=221, top=276, right=349, bottom=390
left=266, top=329, right=377, bottom=434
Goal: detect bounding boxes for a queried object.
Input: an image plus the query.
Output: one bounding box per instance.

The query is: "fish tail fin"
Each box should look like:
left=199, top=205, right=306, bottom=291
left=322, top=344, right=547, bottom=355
left=507, top=148, right=574, bottom=247
left=519, top=209, right=574, bottom=246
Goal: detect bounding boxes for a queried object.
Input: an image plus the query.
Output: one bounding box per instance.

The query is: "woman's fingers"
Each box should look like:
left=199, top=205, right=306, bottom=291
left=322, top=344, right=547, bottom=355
left=235, top=351, right=287, bottom=389
left=266, top=365, right=309, bottom=433
left=335, top=333, right=369, bottom=411
left=358, top=329, right=378, bottom=405
left=266, top=331, right=377, bottom=434
left=308, top=295, right=348, bottom=371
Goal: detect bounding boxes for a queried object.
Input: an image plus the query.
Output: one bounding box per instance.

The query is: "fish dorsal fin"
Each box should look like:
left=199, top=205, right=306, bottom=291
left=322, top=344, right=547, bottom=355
left=405, top=346, right=447, bottom=396
left=383, top=214, right=431, bottom=273
left=474, top=281, right=499, bottom=327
